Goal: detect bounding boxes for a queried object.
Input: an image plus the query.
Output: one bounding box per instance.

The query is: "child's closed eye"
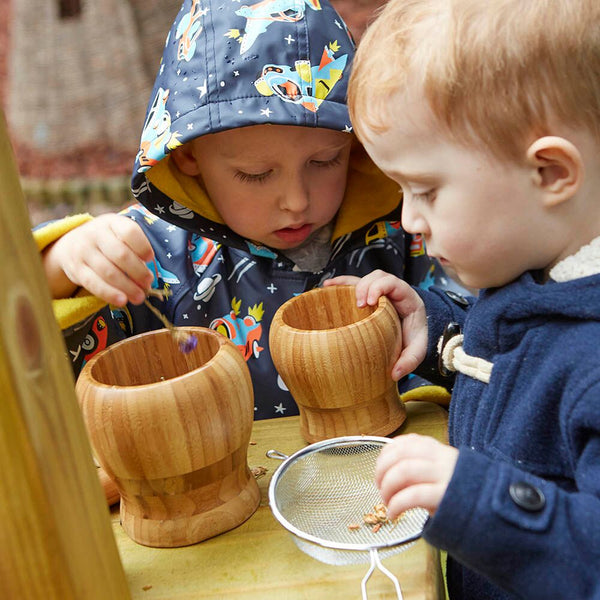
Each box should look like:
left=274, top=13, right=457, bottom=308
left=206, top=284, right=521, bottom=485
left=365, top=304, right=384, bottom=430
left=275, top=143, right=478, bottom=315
left=235, top=170, right=272, bottom=184
left=411, top=189, right=437, bottom=203
left=311, top=155, right=343, bottom=169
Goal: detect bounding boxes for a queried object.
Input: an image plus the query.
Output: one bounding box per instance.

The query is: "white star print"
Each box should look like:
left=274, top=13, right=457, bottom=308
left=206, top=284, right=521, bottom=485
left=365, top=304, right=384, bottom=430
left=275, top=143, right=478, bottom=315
left=187, top=123, right=194, bottom=130
left=167, top=225, right=177, bottom=232
left=274, top=403, right=287, bottom=414
left=261, top=108, right=273, bottom=117
left=166, top=252, right=172, bottom=259
left=284, top=34, right=295, bottom=44
left=155, top=205, right=165, bottom=214
left=197, top=79, right=208, bottom=98
left=233, top=70, right=240, bottom=77
left=267, top=283, right=277, bottom=293
left=183, top=314, right=189, bottom=319
left=343, top=125, right=353, bottom=133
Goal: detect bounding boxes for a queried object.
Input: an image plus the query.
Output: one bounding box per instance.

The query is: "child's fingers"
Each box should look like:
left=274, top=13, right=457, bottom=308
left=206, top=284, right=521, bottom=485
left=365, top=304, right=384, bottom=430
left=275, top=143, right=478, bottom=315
left=70, top=262, right=132, bottom=307
left=376, top=436, right=459, bottom=515
left=385, top=482, right=447, bottom=518
left=107, top=216, right=155, bottom=264
left=72, top=250, right=148, bottom=306
left=392, top=326, right=428, bottom=379
left=96, top=234, right=153, bottom=292
left=352, top=270, right=395, bottom=306
left=375, top=434, right=427, bottom=485
left=377, top=457, right=437, bottom=505
left=322, top=275, right=360, bottom=287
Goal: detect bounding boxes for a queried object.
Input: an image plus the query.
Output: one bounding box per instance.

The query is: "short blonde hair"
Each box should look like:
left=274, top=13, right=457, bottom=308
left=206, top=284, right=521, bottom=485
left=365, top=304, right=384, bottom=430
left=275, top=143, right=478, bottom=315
left=349, top=0, right=600, bottom=161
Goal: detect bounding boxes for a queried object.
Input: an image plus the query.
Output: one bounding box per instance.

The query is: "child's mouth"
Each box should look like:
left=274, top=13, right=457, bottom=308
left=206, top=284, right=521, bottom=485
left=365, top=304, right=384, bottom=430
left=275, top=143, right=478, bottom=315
left=275, top=224, right=312, bottom=244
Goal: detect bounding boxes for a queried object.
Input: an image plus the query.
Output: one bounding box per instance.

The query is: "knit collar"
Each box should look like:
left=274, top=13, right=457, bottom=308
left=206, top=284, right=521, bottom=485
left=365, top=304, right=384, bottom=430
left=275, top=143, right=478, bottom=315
left=549, top=236, right=600, bottom=283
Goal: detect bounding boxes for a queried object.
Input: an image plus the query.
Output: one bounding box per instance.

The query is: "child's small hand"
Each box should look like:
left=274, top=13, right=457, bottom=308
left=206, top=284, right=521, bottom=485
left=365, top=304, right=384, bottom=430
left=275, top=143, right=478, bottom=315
left=43, top=214, right=155, bottom=306
left=325, top=270, right=428, bottom=379
left=375, top=433, right=458, bottom=517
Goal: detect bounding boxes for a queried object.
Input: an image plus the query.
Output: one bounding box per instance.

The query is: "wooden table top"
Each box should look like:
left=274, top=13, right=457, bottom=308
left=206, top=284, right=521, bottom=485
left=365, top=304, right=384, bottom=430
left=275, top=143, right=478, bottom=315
left=111, top=401, right=448, bottom=599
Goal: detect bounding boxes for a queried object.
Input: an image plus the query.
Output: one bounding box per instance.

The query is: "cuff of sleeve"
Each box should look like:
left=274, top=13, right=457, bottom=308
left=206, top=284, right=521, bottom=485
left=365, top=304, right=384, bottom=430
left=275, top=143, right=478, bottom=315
left=33, top=213, right=94, bottom=252
left=53, top=289, right=108, bottom=330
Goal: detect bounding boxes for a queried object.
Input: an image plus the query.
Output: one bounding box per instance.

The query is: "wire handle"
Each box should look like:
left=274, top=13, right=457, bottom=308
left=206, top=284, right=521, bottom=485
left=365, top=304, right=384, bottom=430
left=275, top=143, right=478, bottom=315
left=266, top=449, right=289, bottom=461
left=361, top=548, right=403, bottom=600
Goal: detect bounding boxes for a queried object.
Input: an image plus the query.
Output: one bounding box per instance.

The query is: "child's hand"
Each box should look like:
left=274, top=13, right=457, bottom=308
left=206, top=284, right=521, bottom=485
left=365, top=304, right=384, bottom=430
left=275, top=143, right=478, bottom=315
left=375, top=433, right=458, bottom=517
left=325, top=270, right=428, bottom=379
left=43, top=214, right=155, bottom=306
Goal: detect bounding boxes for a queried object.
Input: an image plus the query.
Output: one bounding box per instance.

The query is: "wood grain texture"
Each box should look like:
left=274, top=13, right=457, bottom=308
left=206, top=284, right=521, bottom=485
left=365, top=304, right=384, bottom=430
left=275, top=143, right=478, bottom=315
left=76, top=327, right=260, bottom=547
left=113, top=403, right=448, bottom=599
left=270, top=285, right=406, bottom=443
left=0, top=111, right=130, bottom=598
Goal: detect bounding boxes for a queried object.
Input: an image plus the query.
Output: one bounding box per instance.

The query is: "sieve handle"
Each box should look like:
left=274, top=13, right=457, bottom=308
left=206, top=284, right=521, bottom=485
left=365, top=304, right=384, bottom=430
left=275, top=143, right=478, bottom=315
left=266, top=449, right=289, bottom=461
left=361, top=548, right=403, bottom=600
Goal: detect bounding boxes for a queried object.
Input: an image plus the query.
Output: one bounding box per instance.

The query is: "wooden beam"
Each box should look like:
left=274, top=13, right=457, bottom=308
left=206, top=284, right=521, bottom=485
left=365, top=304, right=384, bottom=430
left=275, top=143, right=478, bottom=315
left=0, top=110, right=131, bottom=599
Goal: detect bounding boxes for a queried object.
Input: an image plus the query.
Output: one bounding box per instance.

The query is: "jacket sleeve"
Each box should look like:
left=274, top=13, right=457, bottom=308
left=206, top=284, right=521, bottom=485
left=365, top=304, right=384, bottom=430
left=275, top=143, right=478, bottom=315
left=423, top=382, right=600, bottom=599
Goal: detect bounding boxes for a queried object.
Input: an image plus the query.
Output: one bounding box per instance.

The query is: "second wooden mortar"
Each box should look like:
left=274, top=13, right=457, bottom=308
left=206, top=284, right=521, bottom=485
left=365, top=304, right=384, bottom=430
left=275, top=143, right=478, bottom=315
left=269, top=285, right=406, bottom=443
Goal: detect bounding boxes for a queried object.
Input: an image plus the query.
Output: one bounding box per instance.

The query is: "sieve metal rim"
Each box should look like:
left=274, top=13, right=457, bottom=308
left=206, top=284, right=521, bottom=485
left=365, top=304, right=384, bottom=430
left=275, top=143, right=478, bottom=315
left=268, top=435, right=426, bottom=553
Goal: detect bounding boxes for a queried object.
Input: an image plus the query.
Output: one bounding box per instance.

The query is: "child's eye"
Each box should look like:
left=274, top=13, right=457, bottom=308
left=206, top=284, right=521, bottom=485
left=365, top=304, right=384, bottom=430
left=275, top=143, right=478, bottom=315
left=411, top=190, right=436, bottom=203
left=311, top=155, right=342, bottom=168
left=235, top=170, right=271, bottom=184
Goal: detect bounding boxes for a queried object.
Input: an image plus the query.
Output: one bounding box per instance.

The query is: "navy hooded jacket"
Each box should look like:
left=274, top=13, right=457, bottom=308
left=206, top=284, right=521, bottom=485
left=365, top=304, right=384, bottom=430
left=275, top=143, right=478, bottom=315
left=416, top=248, right=600, bottom=599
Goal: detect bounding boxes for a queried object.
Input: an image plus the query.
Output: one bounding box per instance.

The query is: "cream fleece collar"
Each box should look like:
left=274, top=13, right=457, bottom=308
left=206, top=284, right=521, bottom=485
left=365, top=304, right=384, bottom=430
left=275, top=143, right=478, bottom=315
left=549, top=236, right=600, bottom=283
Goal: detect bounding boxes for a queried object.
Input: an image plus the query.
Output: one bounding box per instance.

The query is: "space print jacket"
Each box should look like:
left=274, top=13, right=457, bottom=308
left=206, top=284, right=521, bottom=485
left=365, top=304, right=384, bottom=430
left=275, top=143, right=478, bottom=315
left=416, top=242, right=600, bottom=599
left=35, top=0, right=455, bottom=419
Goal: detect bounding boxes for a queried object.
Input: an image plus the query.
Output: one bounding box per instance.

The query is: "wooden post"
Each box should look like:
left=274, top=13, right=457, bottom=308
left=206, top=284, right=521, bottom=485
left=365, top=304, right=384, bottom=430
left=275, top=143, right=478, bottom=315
left=0, top=110, right=131, bottom=599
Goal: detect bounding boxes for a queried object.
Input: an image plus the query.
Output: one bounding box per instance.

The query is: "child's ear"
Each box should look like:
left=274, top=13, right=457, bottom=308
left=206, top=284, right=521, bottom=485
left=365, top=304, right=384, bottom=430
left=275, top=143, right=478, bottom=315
left=170, top=143, right=202, bottom=176
left=526, top=136, right=582, bottom=206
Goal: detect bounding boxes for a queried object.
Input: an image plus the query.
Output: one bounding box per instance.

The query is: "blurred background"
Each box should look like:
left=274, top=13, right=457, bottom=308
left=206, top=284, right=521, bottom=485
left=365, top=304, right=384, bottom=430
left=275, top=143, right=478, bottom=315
left=0, top=0, right=386, bottom=227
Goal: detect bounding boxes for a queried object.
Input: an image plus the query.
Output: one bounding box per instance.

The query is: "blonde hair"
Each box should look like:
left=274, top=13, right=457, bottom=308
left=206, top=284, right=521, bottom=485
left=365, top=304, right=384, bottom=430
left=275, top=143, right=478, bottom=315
left=349, top=0, right=600, bottom=161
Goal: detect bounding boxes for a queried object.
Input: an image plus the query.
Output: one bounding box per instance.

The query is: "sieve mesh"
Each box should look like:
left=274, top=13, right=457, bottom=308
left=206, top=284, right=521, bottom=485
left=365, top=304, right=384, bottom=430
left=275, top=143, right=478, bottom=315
left=269, top=437, right=428, bottom=565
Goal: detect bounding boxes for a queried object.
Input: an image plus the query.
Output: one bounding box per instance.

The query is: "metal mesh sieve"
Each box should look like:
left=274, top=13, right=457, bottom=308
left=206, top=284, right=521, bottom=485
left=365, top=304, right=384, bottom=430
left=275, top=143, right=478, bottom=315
left=267, top=436, right=429, bottom=600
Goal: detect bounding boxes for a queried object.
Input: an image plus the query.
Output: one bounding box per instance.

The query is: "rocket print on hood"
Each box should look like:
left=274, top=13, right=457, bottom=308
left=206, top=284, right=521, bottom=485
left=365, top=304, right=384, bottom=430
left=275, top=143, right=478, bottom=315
left=136, top=87, right=182, bottom=172
left=227, top=0, right=322, bottom=54
left=254, top=41, right=347, bottom=112
left=175, top=0, right=206, bottom=61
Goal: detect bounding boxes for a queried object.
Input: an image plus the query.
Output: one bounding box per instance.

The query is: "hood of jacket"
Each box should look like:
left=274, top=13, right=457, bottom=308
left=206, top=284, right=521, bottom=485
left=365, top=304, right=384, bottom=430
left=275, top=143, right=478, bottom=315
left=130, top=0, right=400, bottom=254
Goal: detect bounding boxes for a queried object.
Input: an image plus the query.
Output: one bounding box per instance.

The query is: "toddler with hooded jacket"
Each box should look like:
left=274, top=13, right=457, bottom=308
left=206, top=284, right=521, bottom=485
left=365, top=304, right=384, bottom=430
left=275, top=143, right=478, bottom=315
left=37, top=0, right=456, bottom=419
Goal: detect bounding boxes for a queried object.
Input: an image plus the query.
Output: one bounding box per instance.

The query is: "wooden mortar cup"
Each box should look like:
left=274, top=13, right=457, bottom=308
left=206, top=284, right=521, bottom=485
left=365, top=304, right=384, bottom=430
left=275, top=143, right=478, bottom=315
left=75, top=327, right=260, bottom=548
left=269, top=285, right=406, bottom=443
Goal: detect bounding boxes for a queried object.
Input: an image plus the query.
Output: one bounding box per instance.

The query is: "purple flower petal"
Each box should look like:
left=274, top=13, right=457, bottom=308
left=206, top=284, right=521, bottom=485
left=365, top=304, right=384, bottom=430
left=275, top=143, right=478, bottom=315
left=178, top=334, right=198, bottom=354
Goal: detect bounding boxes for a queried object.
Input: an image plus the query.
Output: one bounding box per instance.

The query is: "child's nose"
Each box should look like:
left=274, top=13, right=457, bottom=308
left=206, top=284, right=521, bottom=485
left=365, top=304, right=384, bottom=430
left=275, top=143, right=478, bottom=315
left=401, top=198, right=429, bottom=235
left=279, top=177, right=310, bottom=214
